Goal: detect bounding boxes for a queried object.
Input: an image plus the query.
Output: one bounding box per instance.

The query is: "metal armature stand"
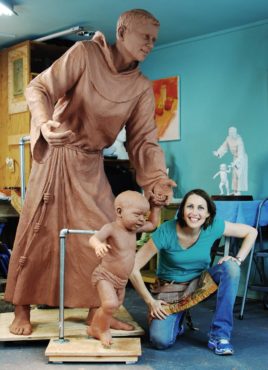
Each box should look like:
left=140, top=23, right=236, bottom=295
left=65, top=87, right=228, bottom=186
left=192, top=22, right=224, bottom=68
left=57, top=229, right=96, bottom=342
left=44, top=229, right=142, bottom=364
left=19, top=135, right=30, bottom=204
left=18, top=137, right=142, bottom=362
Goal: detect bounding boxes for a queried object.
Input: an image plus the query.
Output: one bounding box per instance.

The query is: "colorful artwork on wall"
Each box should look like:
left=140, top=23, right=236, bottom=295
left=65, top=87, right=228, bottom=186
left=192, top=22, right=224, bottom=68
left=153, top=76, right=180, bottom=141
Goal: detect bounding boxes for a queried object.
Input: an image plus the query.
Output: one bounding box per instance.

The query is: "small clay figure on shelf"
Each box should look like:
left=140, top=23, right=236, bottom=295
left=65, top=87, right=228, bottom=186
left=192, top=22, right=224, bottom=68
left=103, top=126, right=129, bottom=159
left=88, top=190, right=160, bottom=347
left=213, top=126, right=248, bottom=195
left=212, top=163, right=231, bottom=195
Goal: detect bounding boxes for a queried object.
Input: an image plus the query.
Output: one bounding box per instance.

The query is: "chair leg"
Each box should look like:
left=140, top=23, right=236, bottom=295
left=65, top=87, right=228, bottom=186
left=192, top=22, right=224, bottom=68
left=0, top=256, right=8, bottom=278
left=239, top=244, right=255, bottom=320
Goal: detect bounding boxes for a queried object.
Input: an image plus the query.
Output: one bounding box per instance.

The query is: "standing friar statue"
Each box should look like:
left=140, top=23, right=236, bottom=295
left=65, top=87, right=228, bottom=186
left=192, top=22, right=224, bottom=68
left=213, top=126, right=248, bottom=195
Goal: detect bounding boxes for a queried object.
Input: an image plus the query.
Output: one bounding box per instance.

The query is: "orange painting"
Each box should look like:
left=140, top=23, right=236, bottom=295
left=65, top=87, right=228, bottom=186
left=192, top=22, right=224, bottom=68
left=153, top=76, right=180, bottom=141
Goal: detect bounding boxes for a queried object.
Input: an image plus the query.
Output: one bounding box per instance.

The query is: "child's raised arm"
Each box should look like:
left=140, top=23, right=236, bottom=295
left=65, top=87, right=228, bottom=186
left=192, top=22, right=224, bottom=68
left=88, top=224, right=112, bottom=258
left=213, top=171, right=220, bottom=179
left=139, top=203, right=161, bottom=233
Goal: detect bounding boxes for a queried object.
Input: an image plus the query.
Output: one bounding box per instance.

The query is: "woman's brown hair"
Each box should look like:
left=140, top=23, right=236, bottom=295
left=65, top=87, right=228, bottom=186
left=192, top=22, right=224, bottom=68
left=177, top=189, right=216, bottom=230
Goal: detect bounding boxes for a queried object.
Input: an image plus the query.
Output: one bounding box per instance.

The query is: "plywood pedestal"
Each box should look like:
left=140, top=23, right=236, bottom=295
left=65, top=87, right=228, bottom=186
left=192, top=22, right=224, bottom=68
left=0, top=306, right=143, bottom=363
left=45, top=337, right=141, bottom=363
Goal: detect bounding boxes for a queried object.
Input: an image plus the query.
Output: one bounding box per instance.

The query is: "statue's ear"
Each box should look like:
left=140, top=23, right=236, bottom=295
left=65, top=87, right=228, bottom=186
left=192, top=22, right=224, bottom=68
left=118, top=25, right=126, bottom=40
left=116, top=207, right=122, bottom=216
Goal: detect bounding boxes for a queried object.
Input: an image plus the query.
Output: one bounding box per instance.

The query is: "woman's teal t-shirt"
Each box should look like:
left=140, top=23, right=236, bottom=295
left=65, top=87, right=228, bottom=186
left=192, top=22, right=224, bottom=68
left=151, top=218, right=225, bottom=282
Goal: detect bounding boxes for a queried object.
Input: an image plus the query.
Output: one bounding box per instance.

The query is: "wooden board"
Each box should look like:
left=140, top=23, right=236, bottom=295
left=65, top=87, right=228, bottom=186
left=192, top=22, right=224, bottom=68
left=45, top=337, right=141, bottom=363
left=0, top=306, right=144, bottom=342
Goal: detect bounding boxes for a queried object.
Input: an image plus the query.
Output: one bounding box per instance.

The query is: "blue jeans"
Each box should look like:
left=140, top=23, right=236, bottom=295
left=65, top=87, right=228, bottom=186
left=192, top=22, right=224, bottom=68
left=149, top=260, right=240, bottom=349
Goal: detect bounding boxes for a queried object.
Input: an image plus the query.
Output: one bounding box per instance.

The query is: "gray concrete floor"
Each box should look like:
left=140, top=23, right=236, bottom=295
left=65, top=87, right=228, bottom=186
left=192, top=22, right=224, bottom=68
left=1, top=286, right=268, bottom=370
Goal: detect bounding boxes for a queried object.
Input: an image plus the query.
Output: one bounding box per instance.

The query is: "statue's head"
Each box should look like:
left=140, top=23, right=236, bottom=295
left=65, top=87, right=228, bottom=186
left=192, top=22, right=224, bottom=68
left=116, top=9, right=160, bottom=39
left=228, top=126, right=237, bottom=138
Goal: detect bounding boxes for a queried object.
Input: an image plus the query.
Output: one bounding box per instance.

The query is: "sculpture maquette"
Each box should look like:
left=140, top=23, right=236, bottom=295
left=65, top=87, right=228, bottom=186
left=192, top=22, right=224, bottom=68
left=213, top=127, right=248, bottom=195
left=212, top=163, right=231, bottom=195
left=103, top=126, right=129, bottom=160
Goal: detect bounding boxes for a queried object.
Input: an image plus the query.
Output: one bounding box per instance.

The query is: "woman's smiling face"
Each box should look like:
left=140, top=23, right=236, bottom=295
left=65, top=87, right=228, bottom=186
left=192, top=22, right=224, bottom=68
left=183, top=194, right=210, bottom=229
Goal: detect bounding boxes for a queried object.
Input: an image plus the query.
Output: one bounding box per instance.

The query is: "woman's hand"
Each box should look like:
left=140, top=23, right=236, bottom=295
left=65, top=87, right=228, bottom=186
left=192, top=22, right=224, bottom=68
left=218, top=255, right=241, bottom=266
left=148, top=298, right=169, bottom=320
left=41, top=120, right=74, bottom=146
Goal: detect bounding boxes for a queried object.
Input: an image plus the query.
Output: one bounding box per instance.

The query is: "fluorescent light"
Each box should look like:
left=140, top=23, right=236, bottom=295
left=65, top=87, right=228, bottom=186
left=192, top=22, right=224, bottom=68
left=35, top=26, right=94, bottom=42
left=0, top=1, right=17, bottom=16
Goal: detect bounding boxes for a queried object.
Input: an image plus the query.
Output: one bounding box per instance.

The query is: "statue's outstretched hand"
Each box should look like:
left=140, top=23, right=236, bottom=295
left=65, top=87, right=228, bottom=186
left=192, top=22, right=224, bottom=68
left=151, top=178, right=177, bottom=206
left=41, top=120, right=74, bottom=146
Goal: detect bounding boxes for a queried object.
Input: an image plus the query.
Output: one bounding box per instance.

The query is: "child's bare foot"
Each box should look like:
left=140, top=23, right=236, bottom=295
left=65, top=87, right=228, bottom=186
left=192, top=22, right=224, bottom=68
left=86, top=309, right=134, bottom=331
left=110, top=317, right=134, bottom=331
left=87, top=325, right=113, bottom=348
left=9, top=305, right=32, bottom=335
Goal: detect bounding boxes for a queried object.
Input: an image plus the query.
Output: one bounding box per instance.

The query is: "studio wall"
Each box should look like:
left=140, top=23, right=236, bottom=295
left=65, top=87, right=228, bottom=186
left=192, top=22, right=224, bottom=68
left=141, top=21, right=268, bottom=199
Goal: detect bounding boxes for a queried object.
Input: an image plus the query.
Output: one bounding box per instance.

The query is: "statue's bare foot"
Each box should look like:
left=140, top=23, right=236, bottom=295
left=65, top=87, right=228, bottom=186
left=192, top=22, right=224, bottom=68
left=87, top=325, right=112, bottom=348
left=85, top=309, right=95, bottom=326
left=9, top=305, right=32, bottom=335
left=86, top=309, right=134, bottom=331
left=110, top=317, right=134, bottom=331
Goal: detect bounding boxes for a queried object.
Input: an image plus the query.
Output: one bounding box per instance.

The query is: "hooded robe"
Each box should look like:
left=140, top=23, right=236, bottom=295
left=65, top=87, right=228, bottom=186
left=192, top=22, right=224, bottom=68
left=5, top=32, right=168, bottom=307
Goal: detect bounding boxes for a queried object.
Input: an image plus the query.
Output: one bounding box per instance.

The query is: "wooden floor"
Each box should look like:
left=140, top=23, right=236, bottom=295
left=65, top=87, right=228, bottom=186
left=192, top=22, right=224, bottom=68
left=0, top=305, right=144, bottom=342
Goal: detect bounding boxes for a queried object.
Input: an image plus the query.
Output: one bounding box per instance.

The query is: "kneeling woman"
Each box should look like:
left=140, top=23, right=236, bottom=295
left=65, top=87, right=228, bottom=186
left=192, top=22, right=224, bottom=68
left=130, top=189, right=257, bottom=355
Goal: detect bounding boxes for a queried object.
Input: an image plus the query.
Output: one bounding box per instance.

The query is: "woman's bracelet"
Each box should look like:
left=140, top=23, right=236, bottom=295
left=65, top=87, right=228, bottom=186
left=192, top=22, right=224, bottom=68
left=234, top=256, right=243, bottom=266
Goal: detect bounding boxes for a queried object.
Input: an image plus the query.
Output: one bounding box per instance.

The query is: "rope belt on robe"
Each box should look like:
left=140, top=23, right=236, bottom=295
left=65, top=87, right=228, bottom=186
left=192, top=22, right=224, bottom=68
left=16, top=144, right=102, bottom=274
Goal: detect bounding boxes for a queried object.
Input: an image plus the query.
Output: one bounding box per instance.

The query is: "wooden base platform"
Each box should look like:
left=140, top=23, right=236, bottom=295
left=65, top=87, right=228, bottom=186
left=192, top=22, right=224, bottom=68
left=0, top=306, right=144, bottom=342
left=45, top=337, right=141, bottom=363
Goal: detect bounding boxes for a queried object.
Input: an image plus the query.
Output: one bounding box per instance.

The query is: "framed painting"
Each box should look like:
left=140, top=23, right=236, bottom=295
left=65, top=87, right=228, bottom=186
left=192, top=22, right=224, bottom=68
left=153, top=76, right=180, bottom=141
left=8, top=43, right=29, bottom=114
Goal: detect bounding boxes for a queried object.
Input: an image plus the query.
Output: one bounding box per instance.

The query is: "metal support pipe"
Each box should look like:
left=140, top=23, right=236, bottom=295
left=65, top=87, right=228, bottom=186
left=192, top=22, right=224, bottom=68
left=58, top=229, right=96, bottom=342
left=19, top=135, right=30, bottom=205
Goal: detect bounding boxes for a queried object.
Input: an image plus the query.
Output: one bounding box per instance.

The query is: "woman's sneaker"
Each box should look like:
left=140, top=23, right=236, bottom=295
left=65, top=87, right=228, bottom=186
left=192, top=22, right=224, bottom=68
left=208, top=337, right=234, bottom=355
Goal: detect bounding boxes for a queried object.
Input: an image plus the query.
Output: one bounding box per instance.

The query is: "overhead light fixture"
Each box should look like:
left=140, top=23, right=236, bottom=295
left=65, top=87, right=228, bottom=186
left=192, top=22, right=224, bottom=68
left=0, top=1, right=17, bottom=16
left=35, top=26, right=94, bottom=42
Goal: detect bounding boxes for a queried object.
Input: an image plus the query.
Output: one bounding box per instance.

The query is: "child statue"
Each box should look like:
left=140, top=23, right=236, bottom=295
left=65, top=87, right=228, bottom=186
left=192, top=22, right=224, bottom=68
left=87, top=190, right=160, bottom=347
left=212, top=163, right=231, bottom=195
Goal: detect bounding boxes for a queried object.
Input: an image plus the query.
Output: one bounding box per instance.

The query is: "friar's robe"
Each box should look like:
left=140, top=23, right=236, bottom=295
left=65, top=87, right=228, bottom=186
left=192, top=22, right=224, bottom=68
left=5, top=32, right=168, bottom=307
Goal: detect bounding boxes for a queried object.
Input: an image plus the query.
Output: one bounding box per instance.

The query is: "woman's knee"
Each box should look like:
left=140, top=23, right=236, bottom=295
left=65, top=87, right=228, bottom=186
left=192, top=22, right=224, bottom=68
left=149, top=313, right=183, bottom=350
left=150, top=331, right=175, bottom=350
left=222, top=259, right=241, bottom=280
